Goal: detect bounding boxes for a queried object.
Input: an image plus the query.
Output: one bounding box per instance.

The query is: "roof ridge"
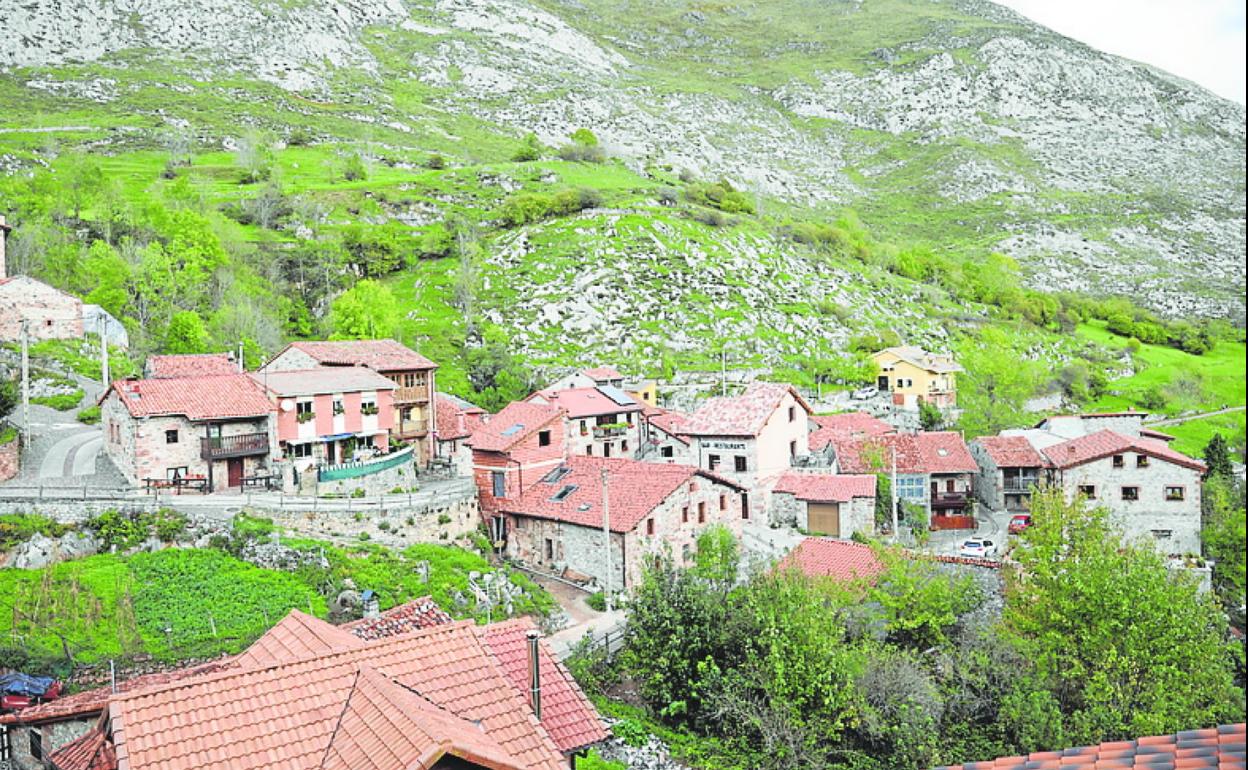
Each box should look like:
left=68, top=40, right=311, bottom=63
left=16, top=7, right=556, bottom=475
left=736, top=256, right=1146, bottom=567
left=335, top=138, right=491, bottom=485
left=319, top=668, right=363, bottom=770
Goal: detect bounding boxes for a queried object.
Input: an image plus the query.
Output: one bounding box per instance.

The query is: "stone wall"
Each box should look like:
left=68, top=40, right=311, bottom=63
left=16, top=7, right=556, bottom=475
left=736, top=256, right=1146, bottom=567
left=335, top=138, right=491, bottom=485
left=262, top=485, right=479, bottom=548
left=0, top=276, right=84, bottom=343
left=0, top=434, right=18, bottom=482
left=310, top=450, right=420, bottom=498
left=5, top=718, right=94, bottom=770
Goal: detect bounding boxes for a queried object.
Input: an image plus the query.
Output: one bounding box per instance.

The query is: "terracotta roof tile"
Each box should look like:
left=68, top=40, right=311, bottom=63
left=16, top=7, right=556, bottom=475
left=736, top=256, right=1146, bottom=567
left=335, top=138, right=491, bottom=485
left=776, top=538, right=885, bottom=582
left=435, top=394, right=487, bottom=441
left=835, top=432, right=977, bottom=475
left=809, top=412, right=895, bottom=450
left=933, top=722, right=1245, bottom=769
left=530, top=386, right=641, bottom=418
left=501, top=456, right=741, bottom=533
left=774, top=472, right=877, bottom=503
left=876, top=346, right=963, bottom=374
left=682, top=382, right=812, bottom=437
left=233, top=609, right=365, bottom=669
left=1043, top=429, right=1207, bottom=473
left=285, top=340, right=437, bottom=371
left=973, top=436, right=1047, bottom=469
left=103, top=375, right=273, bottom=421
left=478, top=618, right=609, bottom=752
left=49, top=724, right=117, bottom=770
left=146, top=353, right=239, bottom=378
left=468, top=401, right=565, bottom=453
left=250, top=367, right=397, bottom=396
left=581, top=367, right=623, bottom=380
left=341, top=597, right=454, bottom=640
left=647, top=409, right=691, bottom=444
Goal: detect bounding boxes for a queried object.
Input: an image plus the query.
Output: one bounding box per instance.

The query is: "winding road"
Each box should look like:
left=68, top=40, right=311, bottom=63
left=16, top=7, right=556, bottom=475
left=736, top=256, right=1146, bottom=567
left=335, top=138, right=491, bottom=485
left=1147, top=405, right=1246, bottom=428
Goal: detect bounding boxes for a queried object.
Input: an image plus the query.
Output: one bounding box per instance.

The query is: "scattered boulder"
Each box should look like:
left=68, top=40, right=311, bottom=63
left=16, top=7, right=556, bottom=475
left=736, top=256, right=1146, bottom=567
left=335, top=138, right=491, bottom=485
left=9, top=530, right=102, bottom=569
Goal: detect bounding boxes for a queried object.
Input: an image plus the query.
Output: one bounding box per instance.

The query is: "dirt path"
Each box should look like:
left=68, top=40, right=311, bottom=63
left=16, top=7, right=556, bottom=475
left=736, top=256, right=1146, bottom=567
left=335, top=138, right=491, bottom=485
left=1147, top=405, right=1246, bottom=427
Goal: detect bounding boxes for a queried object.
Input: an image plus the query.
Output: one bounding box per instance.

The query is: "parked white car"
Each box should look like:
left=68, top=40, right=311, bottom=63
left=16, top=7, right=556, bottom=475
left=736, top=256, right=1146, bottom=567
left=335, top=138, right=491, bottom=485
left=851, top=386, right=878, bottom=400
left=958, top=537, right=999, bottom=558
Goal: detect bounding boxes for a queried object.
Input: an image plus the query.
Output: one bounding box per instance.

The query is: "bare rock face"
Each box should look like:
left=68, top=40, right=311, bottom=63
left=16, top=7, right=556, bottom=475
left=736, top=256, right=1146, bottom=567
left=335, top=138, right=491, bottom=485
left=10, top=530, right=101, bottom=569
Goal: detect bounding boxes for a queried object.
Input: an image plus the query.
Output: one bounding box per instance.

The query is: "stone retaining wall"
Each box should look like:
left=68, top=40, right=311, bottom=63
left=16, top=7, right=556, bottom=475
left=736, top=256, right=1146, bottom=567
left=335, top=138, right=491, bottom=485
left=0, top=434, right=18, bottom=482
left=263, top=490, right=479, bottom=549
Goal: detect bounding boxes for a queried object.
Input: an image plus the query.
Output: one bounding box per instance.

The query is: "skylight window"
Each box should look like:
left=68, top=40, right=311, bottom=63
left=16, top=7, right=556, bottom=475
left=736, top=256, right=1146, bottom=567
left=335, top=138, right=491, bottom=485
left=500, top=423, right=525, bottom=436
left=541, top=465, right=572, bottom=484
left=550, top=485, right=579, bottom=502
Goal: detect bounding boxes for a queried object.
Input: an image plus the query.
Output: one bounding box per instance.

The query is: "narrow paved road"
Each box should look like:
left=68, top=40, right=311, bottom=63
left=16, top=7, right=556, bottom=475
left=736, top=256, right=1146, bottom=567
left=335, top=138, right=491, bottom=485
left=39, top=428, right=104, bottom=479
left=1147, top=405, right=1246, bottom=427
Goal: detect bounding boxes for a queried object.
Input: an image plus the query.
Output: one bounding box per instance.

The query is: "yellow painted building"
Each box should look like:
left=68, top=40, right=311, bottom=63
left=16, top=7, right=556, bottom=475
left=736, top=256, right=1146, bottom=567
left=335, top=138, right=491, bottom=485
left=626, top=380, right=658, bottom=407
left=871, top=346, right=961, bottom=409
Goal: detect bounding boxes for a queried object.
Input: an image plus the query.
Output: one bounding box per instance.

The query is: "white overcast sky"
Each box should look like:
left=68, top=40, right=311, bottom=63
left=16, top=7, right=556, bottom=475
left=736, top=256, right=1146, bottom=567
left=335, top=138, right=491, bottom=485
left=995, top=0, right=1246, bottom=104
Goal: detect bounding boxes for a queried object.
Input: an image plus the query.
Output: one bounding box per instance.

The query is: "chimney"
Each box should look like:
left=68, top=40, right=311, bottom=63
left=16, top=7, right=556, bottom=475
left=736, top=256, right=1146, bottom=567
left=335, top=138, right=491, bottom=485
left=526, top=629, right=542, bottom=721
left=0, top=214, right=9, bottom=279
left=457, top=412, right=466, bottom=433
left=361, top=589, right=379, bottom=619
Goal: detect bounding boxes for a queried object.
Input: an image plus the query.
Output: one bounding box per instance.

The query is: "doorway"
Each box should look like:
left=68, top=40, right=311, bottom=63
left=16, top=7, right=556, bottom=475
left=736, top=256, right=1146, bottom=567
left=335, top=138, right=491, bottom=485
left=227, top=458, right=244, bottom=488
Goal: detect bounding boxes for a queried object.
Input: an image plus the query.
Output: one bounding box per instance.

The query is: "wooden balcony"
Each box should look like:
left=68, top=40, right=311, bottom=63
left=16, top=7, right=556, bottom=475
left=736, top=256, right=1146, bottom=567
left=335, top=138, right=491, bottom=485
left=930, top=492, right=970, bottom=511
left=393, top=386, right=431, bottom=404
left=394, top=419, right=430, bottom=439
left=200, top=432, right=269, bottom=460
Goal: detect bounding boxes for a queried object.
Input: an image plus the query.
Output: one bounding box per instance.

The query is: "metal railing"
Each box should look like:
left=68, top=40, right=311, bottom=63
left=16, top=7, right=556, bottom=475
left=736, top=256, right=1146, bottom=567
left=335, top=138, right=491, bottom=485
left=592, top=424, right=628, bottom=439
left=317, top=445, right=414, bottom=482
left=1002, top=478, right=1039, bottom=493
left=200, top=432, right=269, bottom=460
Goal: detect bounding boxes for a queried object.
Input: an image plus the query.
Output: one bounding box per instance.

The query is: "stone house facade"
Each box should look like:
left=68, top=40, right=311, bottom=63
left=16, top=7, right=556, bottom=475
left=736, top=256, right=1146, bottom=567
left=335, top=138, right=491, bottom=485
left=500, top=456, right=747, bottom=591
left=100, top=375, right=276, bottom=491
left=0, top=275, right=84, bottom=343
left=771, top=472, right=877, bottom=538
left=638, top=408, right=692, bottom=464
left=834, top=431, right=978, bottom=523
left=969, top=435, right=1047, bottom=512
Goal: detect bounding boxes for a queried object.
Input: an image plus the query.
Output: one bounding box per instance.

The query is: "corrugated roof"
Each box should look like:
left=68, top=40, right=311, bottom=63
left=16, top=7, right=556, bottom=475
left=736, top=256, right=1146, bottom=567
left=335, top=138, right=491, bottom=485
left=973, top=436, right=1047, bottom=469
left=468, top=401, right=565, bottom=453
left=104, top=375, right=273, bottom=421
left=249, top=367, right=396, bottom=396
left=774, top=473, right=877, bottom=503
left=681, top=382, right=812, bottom=437
left=478, top=618, right=609, bottom=753
left=776, top=538, right=885, bottom=582
left=146, top=353, right=238, bottom=378
left=501, top=456, right=742, bottom=533
left=933, top=723, right=1245, bottom=769
left=835, top=432, right=977, bottom=475
left=284, top=340, right=437, bottom=371
left=1043, top=429, right=1207, bottom=473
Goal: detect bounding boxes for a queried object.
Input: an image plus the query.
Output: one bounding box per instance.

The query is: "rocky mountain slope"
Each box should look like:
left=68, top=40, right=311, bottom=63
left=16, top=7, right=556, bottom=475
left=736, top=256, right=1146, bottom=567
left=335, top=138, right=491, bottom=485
left=1, top=0, right=1244, bottom=321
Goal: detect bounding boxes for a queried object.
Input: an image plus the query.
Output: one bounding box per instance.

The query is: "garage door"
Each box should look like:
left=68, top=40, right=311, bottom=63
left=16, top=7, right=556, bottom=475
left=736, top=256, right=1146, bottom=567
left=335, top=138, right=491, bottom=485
left=808, top=503, right=840, bottom=537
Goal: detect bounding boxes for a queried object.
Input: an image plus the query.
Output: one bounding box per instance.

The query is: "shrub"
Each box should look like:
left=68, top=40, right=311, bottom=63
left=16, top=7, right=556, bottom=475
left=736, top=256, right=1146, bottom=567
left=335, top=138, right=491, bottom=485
left=286, top=127, right=313, bottom=146
left=377, top=521, right=391, bottom=532
left=152, top=508, right=188, bottom=543
left=688, top=207, right=728, bottom=227
left=512, top=132, right=543, bottom=162
left=586, top=591, right=607, bottom=612
left=556, top=143, right=605, bottom=163
left=685, top=179, right=754, bottom=214
left=86, top=509, right=150, bottom=550
left=358, top=532, right=371, bottom=541
left=0, top=514, right=68, bottom=551
left=31, top=391, right=83, bottom=411
left=351, top=488, right=366, bottom=499
left=437, top=514, right=452, bottom=525
left=425, top=154, right=446, bottom=170
left=612, top=717, right=651, bottom=748
left=77, top=404, right=101, bottom=424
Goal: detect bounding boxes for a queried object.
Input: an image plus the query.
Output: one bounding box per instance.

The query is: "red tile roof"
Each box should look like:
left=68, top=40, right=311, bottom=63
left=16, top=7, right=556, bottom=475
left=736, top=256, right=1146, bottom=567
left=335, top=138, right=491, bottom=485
left=776, top=538, right=886, bottom=582
left=973, top=436, right=1047, bottom=469
left=105, top=621, right=565, bottom=770
left=478, top=618, right=609, bottom=753
left=146, top=353, right=238, bottom=378
left=531, top=386, right=641, bottom=418
left=809, top=412, right=895, bottom=450
left=49, top=725, right=116, bottom=770
left=682, top=382, right=812, bottom=437
left=774, top=472, right=877, bottom=503
left=1140, top=427, right=1177, bottom=442
left=249, top=367, right=396, bottom=396
left=835, top=432, right=977, bottom=475
left=468, top=401, right=566, bottom=453
left=435, top=394, right=487, bottom=441
left=1043, top=429, right=1207, bottom=473
left=581, top=366, right=623, bottom=380
left=647, top=408, right=690, bottom=444
left=501, top=456, right=742, bottom=533
left=284, top=339, right=437, bottom=371
left=233, top=609, right=365, bottom=669
left=104, top=375, right=273, bottom=421
left=341, top=597, right=454, bottom=640
left=934, top=722, right=1246, bottom=769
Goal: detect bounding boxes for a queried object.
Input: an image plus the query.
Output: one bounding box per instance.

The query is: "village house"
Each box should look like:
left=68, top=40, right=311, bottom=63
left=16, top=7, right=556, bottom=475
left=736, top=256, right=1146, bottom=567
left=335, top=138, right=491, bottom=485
left=678, top=382, right=815, bottom=517
left=969, top=435, right=1047, bottom=512
left=144, top=352, right=239, bottom=379
left=498, top=455, right=747, bottom=591
left=526, top=385, right=643, bottom=458
left=0, top=215, right=86, bottom=344
left=776, top=537, right=887, bottom=582
left=35, top=603, right=604, bottom=770
left=261, top=340, right=438, bottom=464
left=771, top=472, right=877, bottom=538
left=99, top=374, right=275, bottom=491
left=625, top=378, right=658, bottom=407
left=250, top=367, right=397, bottom=487
left=871, top=346, right=961, bottom=409
left=433, top=392, right=488, bottom=475
left=544, top=365, right=626, bottom=392
left=834, top=431, right=978, bottom=526
left=467, top=401, right=568, bottom=536
left=638, top=406, right=692, bottom=464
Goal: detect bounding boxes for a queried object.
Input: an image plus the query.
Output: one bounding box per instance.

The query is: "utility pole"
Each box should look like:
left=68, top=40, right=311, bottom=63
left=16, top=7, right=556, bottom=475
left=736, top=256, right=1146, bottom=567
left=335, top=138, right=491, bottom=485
left=601, top=467, right=613, bottom=612
left=20, top=319, right=30, bottom=444
left=890, top=445, right=899, bottom=543
left=99, top=315, right=109, bottom=387
left=720, top=348, right=727, bottom=397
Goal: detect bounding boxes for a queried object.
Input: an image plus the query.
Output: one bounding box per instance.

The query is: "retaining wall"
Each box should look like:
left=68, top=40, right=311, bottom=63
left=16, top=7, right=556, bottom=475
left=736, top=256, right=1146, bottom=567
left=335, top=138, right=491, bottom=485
left=0, top=435, right=17, bottom=482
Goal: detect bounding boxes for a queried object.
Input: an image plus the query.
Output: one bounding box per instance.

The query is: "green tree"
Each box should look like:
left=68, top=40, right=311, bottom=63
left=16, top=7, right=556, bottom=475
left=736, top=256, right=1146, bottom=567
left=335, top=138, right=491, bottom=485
left=957, top=328, right=1038, bottom=437
left=512, top=132, right=544, bottom=162
left=692, top=525, right=739, bottom=587
left=1201, top=475, right=1246, bottom=628
left=1004, top=488, right=1242, bottom=747
left=1204, top=433, right=1234, bottom=480
left=163, top=311, right=211, bottom=354
left=329, top=280, right=400, bottom=339
left=918, top=400, right=943, bottom=431
left=870, top=547, right=978, bottom=650
left=570, top=128, right=599, bottom=147
left=82, top=240, right=132, bottom=319
left=0, top=378, right=18, bottom=422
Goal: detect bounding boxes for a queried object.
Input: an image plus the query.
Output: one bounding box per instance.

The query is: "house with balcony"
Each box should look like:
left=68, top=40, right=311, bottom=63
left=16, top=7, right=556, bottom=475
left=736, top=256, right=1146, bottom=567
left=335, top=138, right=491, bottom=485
left=467, top=401, right=568, bottom=535
left=833, top=431, right=978, bottom=526
left=969, top=436, right=1048, bottom=512
left=260, top=339, right=437, bottom=464
left=498, top=455, right=747, bottom=591
left=250, top=368, right=396, bottom=487
left=525, top=386, right=643, bottom=459
left=100, top=375, right=276, bottom=492
left=871, top=346, right=961, bottom=410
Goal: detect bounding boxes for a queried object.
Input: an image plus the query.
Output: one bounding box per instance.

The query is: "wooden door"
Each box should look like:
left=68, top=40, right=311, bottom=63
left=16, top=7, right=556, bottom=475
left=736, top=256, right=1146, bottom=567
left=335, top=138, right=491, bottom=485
left=808, top=503, right=840, bottom=537
left=227, top=458, right=244, bottom=488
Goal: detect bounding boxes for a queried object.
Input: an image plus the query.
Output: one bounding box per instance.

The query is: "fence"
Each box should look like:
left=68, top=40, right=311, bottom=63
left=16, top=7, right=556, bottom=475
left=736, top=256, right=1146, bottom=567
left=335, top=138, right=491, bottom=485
left=317, top=445, right=414, bottom=482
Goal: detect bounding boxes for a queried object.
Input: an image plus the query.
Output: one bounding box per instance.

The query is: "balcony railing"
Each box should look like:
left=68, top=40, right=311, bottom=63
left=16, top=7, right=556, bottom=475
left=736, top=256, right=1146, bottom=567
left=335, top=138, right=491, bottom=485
left=393, top=386, right=431, bottom=403
left=930, top=492, right=970, bottom=510
left=1003, top=477, right=1040, bottom=493
left=593, top=424, right=628, bottom=439
left=200, top=432, right=269, bottom=460
left=394, top=419, right=430, bottom=438
left=318, top=445, right=414, bottom=482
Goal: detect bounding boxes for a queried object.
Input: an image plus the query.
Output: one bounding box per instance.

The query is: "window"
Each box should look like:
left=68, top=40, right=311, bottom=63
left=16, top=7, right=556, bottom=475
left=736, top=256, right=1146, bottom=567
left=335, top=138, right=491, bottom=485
left=789, top=440, right=797, bottom=458
left=646, top=518, right=655, bottom=536
left=1151, top=529, right=1173, bottom=539
left=741, top=493, right=749, bottom=520
left=545, top=539, right=554, bottom=560
left=734, top=456, right=747, bottom=472
left=604, top=443, right=611, bottom=458
left=896, top=476, right=925, bottom=500
left=708, top=454, right=721, bottom=471
left=550, top=484, right=578, bottom=502
left=1078, top=484, right=1097, bottom=499
left=698, top=502, right=706, bottom=523
left=661, top=446, right=674, bottom=458
left=622, top=440, right=628, bottom=452
left=1121, top=486, right=1139, bottom=501
left=29, top=728, right=42, bottom=761
left=542, top=465, right=572, bottom=484
left=1112, top=454, right=1125, bottom=468
left=332, top=398, right=345, bottom=416
left=166, top=466, right=188, bottom=481
left=788, top=406, right=796, bottom=422
left=291, top=443, right=313, bottom=459
left=720, top=494, right=727, bottom=511
left=538, top=430, right=551, bottom=447
left=492, top=471, right=506, bottom=498
left=586, top=446, right=593, bottom=456
left=946, top=478, right=955, bottom=493
left=360, top=398, right=378, bottom=416
left=1165, top=486, right=1185, bottom=501
left=296, top=400, right=314, bottom=422
left=1136, top=455, right=1150, bottom=468
left=682, top=506, right=689, bottom=523
left=165, top=429, right=179, bottom=444
left=580, top=420, right=588, bottom=436
left=515, top=517, right=526, bottom=530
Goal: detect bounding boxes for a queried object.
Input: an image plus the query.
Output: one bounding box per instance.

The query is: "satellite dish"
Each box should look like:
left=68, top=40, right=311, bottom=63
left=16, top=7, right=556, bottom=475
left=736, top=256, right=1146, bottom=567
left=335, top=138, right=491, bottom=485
left=280, top=399, right=295, bottom=412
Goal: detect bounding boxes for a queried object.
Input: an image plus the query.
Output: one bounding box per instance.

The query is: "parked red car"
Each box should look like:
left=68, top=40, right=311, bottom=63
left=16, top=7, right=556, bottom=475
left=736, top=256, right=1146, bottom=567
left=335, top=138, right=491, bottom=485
left=0, top=673, right=63, bottom=711
left=1007, top=513, right=1032, bottom=535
